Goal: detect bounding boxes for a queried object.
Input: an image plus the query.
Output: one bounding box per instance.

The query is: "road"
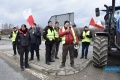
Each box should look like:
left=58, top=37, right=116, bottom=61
left=0, top=40, right=120, bottom=80
left=0, top=54, right=42, bottom=80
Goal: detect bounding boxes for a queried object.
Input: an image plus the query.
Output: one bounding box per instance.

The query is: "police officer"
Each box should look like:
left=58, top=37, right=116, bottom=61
left=43, top=21, right=55, bottom=65
left=10, top=27, right=18, bottom=56
left=80, top=26, right=92, bottom=59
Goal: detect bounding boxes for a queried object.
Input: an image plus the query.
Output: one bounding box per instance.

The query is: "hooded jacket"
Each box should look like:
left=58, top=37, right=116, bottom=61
left=16, top=28, right=30, bottom=46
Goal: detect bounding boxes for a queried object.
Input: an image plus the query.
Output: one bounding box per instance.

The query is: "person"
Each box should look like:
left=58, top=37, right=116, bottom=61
left=51, top=21, right=61, bottom=61
left=29, top=23, right=41, bottom=61
left=43, top=21, right=55, bottom=65
left=15, top=24, right=30, bottom=71
left=72, top=24, right=80, bottom=58
left=10, top=27, right=18, bottom=56
left=59, top=20, right=78, bottom=68
left=80, top=26, right=92, bottom=59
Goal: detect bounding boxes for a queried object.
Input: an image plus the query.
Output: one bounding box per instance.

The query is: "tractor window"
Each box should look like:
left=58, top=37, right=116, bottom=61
left=115, top=10, right=120, bottom=29
left=114, top=10, right=120, bottom=21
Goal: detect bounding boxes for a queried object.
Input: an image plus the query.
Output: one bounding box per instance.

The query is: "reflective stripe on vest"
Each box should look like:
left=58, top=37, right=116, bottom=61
left=11, top=31, right=17, bottom=42
left=46, top=29, right=54, bottom=41
left=61, top=27, right=77, bottom=44
left=54, top=29, right=59, bottom=38
left=82, top=31, right=91, bottom=42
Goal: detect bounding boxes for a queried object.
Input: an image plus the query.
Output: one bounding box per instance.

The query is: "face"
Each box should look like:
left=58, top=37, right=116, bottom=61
left=55, top=23, right=59, bottom=28
left=64, top=23, right=70, bottom=28
left=13, top=29, right=17, bottom=31
left=21, top=26, right=26, bottom=31
left=48, top=22, right=52, bottom=27
left=85, top=27, right=89, bottom=30
left=32, top=24, right=36, bottom=29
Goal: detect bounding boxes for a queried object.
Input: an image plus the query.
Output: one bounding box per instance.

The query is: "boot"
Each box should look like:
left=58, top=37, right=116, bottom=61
left=21, top=66, right=24, bottom=71
left=60, top=64, right=65, bottom=68
left=55, top=51, right=59, bottom=59
left=46, top=62, right=51, bottom=65
left=85, top=56, right=88, bottom=59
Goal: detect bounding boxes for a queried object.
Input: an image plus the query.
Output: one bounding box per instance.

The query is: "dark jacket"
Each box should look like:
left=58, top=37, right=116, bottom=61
left=80, top=30, right=92, bottom=44
left=43, top=26, right=55, bottom=42
left=15, top=29, right=30, bottom=46
left=29, top=27, right=41, bottom=45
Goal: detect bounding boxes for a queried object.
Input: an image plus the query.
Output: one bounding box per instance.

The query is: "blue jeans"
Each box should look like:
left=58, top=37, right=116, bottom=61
left=81, top=43, right=90, bottom=57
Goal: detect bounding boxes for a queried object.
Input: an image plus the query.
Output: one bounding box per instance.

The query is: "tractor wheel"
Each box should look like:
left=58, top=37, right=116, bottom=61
left=93, top=36, right=108, bottom=68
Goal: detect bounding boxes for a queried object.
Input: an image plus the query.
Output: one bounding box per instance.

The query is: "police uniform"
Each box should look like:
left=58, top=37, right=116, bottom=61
left=43, top=26, right=55, bottom=65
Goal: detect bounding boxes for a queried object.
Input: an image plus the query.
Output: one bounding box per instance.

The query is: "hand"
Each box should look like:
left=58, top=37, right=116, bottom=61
left=66, top=29, right=70, bottom=33
left=24, top=34, right=26, bottom=36
left=75, top=42, right=79, bottom=45
left=32, top=32, right=34, bottom=34
left=83, top=36, right=86, bottom=38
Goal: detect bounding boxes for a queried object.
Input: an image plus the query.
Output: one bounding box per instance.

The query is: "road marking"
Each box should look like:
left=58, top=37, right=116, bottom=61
left=26, top=69, right=53, bottom=80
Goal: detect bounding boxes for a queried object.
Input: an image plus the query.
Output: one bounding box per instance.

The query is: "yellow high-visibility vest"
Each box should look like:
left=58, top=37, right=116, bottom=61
left=54, top=29, right=59, bottom=38
left=82, top=31, right=91, bottom=42
left=11, top=31, right=17, bottom=42
left=61, top=27, right=76, bottom=44
left=46, top=29, right=55, bottom=41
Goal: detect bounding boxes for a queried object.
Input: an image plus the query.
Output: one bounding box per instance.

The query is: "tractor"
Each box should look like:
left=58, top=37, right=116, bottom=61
left=93, top=0, right=120, bottom=67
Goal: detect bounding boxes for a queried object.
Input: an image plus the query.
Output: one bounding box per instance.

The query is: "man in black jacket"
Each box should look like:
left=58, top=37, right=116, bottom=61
left=16, top=24, right=30, bottom=71
left=80, top=26, right=92, bottom=59
left=29, top=23, right=41, bottom=61
left=43, top=21, right=55, bottom=65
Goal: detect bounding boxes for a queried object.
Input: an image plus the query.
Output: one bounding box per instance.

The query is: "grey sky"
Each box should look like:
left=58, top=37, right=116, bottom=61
left=0, top=0, right=119, bottom=28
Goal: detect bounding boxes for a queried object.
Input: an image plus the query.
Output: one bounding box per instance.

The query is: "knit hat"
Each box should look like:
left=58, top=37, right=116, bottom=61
left=48, top=21, right=52, bottom=24
left=64, top=20, right=70, bottom=25
left=21, top=24, right=27, bottom=28
left=84, top=26, right=88, bottom=29
left=13, top=27, right=16, bottom=29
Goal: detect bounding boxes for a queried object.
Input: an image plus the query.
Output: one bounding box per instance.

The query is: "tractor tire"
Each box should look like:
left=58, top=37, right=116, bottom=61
left=93, top=36, right=108, bottom=68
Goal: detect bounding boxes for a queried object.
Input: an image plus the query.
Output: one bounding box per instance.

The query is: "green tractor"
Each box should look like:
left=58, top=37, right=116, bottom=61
left=93, top=0, right=120, bottom=67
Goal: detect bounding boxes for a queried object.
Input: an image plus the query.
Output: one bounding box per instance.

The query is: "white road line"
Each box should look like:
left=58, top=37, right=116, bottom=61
left=26, top=69, right=52, bottom=80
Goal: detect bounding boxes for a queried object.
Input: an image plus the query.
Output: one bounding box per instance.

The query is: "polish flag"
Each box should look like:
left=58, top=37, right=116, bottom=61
left=23, top=8, right=34, bottom=26
left=89, top=18, right=104, bottom=29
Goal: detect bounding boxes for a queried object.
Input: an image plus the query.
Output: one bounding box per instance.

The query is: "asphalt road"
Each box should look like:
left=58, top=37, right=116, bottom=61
left=0, top=54, right=42, bottom=80
left=0, top=40, right=120, bottom=80
left=51, top=63, right=120, bottom=80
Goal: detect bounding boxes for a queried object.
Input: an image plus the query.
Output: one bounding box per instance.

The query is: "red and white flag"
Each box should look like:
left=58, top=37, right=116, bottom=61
left=23, top=8, right=34, bottom=26
left=89, top=18, right=104, bottom=29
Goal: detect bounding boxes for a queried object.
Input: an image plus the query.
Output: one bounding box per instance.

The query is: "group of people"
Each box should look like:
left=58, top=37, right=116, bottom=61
left=43, top=20, right=92, bottom=68
left=10, top=23, right=41, bottom=71
left=10, top=20, right=92, bottom=71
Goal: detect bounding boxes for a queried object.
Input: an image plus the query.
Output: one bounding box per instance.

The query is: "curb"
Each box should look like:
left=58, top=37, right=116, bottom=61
left=2, top=50, right=92, bottom=76
left=29, top=60, right=92, bottom=76
left=29, top=58, right=92, bottom=76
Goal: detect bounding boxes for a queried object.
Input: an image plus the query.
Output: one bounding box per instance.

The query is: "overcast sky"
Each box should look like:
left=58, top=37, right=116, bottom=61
left=0, top=0, right=119, bottom=28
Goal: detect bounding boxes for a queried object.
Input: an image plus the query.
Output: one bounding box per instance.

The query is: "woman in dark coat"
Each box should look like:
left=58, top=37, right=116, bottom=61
left=16, top=24, right=30, bottom=71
